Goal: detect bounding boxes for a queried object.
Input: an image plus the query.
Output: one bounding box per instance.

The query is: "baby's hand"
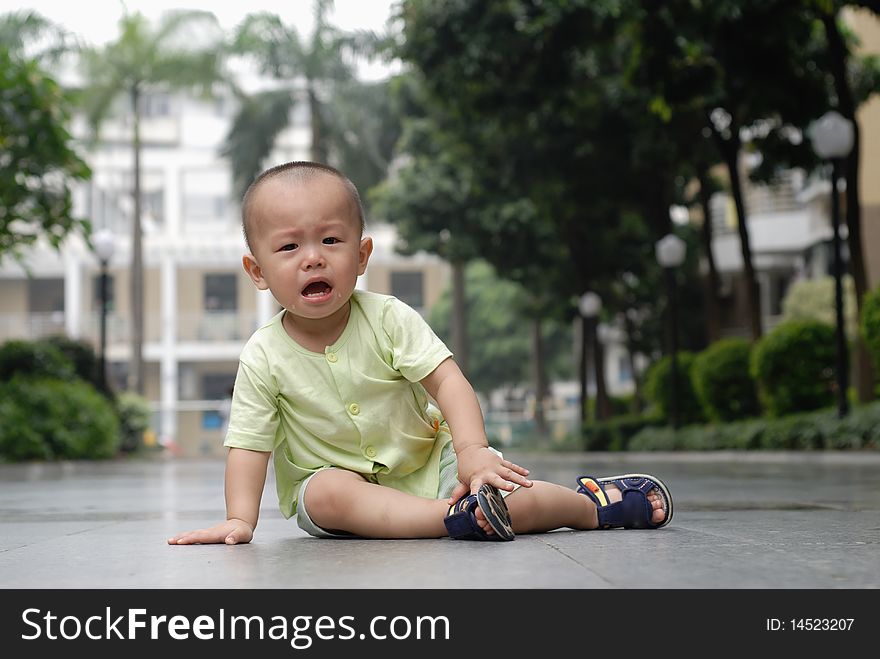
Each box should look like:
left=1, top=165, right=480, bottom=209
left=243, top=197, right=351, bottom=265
left=167, top=518, right=253, bottom=545
left=448, top=445, right=532, bottom=504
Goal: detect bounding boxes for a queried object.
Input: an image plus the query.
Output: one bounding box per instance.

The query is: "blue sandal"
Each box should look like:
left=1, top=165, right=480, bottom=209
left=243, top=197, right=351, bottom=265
left=576, top=474, right=673, bottom=529
left=445, top=484, right=515, bottom=541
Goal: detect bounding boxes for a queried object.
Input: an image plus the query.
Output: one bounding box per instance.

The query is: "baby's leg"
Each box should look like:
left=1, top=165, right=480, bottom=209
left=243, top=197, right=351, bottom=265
left=488, top=480, right=667, bottom=534
left=301, top=468, right=450, bottom=538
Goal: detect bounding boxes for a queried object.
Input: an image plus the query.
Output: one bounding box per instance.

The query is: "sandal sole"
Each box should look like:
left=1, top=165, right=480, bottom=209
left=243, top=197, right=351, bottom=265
left=477, top=484, right=515, bottom=541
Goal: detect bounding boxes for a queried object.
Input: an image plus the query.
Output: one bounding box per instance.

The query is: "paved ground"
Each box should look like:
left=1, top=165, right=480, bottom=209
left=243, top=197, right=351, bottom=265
left=1, top=450, right=878, bottom=589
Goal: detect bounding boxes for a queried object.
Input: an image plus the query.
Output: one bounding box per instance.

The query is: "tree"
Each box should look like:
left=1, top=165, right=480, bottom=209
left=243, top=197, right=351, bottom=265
left=76, top=10, right=228, bottom=394
left=394, top=2, right=705, bottom=409
left=815, top=1, right=880, bottom=401
left=0, top=9, right=76, bottom=64
left=222, top=1, right=398, bottom=203
left=0, top=46, right=90, bottom=262
left=427, top=261, right=572, bottom=399
left=634, top=0, right=835, bottom=341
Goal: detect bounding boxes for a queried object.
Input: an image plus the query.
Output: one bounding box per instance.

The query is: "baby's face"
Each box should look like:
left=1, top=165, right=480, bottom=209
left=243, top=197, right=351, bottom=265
left=244, top=174, right=370, bottom=323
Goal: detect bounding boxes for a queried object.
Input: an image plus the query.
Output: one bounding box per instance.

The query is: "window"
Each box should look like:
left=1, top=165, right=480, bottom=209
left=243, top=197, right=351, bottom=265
left=390, top=271, right=424, bottom=310
left=204, top=274, right=237, bottom=311
left=92, top=274, right=116, bottom=312
left=90, top=170, right=164, bottom=232
left=183, top=194, right=228, bottom=221
left=139, top=92, right=171, bottom=118
left=28, top=278, right=64, bottom=313
left=202, top=373, right=235, bottom=400
left=182, top=170, right=231, bottom=224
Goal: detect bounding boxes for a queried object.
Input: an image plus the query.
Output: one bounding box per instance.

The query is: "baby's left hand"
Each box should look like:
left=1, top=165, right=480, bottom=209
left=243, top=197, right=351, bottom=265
left=447, top=445, right=532, bottom=505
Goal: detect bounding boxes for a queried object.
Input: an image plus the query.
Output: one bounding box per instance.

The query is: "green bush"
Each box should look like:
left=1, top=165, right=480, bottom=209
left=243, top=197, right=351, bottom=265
left=116, top=391, right=153, bottom=453
left=644, top=352, right=705, bottom=425
left=628, top=401, right=880, bottom=451
left=41, top=336, right=105, bottom=393
left=582, top=413, right=665, bottom=451
left=0, top=377, right=120, bottom=461
left=862, top=286, right=880, bottom=374
left=750, top=319, right=836, bottom=417
left=691, top=338, right=760, bottom=422
left=0, top=339, right=75, bottom=382
left=584, top=394, right=637, bottom=422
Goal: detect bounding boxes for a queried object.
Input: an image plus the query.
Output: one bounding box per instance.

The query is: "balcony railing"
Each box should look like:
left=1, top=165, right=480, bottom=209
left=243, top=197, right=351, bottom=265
left=0, top=312, right=66, bottom=342
left=177, top=311, right=259, bottom=342
left=0, top=312, right=259, bottom=346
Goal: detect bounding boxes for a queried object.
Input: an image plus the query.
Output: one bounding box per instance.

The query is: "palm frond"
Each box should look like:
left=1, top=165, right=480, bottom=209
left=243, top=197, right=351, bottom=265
left=220, top=89, right=298, bottom=200
left=0, top=9, right=78, bottom=64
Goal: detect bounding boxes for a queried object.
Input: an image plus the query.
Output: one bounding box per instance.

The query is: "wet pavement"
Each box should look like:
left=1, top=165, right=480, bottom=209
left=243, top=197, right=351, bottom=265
left=1, top=450, right=878, bottom=588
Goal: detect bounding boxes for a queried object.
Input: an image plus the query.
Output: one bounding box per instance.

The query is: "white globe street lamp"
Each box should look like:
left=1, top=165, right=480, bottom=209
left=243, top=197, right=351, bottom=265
left=808, top=110, right=854, bottom=418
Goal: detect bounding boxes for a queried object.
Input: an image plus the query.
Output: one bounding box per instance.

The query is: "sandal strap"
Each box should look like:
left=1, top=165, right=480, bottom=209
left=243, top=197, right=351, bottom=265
left=445, top=493, right=489, bottom=540
left=445, top=484, right=514, bottom=541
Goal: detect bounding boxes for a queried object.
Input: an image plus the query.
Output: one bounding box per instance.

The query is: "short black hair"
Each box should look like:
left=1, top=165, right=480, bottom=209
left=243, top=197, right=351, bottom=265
left=241, top=161, right=365, bottom=252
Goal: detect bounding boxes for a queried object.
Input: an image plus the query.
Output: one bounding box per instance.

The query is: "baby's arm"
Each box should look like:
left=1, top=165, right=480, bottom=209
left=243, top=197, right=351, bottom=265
left=167, top=447, right=270, bottom=545
left=421, top=358, right=532, bottom=503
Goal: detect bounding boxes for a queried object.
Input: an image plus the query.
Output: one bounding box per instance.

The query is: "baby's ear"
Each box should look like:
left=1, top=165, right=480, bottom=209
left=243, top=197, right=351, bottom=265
left=242, top=254, right=269, bottom=290
left=358, top=236, right=373, bottom=275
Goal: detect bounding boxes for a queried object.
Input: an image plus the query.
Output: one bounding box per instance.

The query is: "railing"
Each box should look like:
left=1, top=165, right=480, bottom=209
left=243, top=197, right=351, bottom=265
left=0, top=312, right=66, bottom=342
left=710, top=170, right=804, bottom=233
left=0, top=311, right=259, bottom=346
left=177, top=311, right=259, bottom=342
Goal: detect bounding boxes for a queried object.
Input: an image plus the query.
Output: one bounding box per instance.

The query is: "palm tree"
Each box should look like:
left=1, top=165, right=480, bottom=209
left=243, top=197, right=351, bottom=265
left=76, top=10, right=228, bottom=394
left=222, top=0, right=390, bottom=200
left=0, top=9, right=75, bottom=64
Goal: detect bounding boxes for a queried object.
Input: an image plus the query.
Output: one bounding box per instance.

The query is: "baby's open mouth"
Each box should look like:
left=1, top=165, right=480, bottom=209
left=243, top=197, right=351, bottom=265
left=301, top=280, right=332, bottom=298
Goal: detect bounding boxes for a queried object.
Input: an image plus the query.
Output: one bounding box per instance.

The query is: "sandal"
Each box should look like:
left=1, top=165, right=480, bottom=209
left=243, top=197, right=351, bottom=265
left=444, top=484, right=515, bottom=541
left=576, top=474, right=673, bottom=529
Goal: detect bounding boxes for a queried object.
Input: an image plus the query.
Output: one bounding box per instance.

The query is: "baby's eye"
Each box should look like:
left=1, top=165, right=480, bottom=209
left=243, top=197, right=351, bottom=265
left=323, top=237, right=340, bottom=245
left=280, top=243, right=298, bottom=252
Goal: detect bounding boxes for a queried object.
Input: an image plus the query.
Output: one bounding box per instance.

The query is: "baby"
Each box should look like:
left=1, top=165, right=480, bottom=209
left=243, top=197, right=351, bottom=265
left=168, top=161, right=671, bottom=545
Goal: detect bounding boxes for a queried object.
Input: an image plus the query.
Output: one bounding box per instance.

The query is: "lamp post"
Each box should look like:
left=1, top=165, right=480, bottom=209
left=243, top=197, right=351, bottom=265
left=655, top=233, right=687, bottom=429
left=809, top=110, right=853, bottom=418
left=578, top=292, right=601, bottom=426
left=93, top=229, right=115, bottom=394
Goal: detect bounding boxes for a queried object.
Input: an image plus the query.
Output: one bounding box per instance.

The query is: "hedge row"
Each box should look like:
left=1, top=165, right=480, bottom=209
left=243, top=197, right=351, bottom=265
left=626, top=401, right=880, bottom=451
left=644, top=318, right=841, bottom=425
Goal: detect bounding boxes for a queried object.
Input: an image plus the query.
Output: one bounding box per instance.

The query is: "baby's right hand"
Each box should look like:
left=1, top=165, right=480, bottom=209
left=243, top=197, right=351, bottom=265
left=167, top=518, right=253, bottom=545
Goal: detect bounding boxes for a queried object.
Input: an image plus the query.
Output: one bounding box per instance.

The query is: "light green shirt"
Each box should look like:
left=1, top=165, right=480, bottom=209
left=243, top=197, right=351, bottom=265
left=224, top=290, right=454, bottom=519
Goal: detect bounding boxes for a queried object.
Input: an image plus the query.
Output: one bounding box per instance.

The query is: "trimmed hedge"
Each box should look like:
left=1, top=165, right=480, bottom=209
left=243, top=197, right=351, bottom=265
left=750, top=319, right=836, bottom=417
left=0, top=377, right=119, bottom=461
left=0, top=339, right=75, bottom=382
left=644, top=352, right=706, bottom=425
left=627, top=401, right=880, bottom=451
left=581, top=413, right=665, bottom=451
left=691, top=338, right=760, bottom=422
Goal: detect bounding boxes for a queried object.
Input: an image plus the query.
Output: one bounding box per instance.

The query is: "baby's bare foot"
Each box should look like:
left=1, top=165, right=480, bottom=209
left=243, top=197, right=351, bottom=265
left=474, top=505, right=494, bottom=535
left=603, top=482, right=667, bottom=524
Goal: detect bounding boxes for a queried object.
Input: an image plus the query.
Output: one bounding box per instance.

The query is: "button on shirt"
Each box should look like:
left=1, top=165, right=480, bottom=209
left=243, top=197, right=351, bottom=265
left=224, top=291, right=453, bottom=519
